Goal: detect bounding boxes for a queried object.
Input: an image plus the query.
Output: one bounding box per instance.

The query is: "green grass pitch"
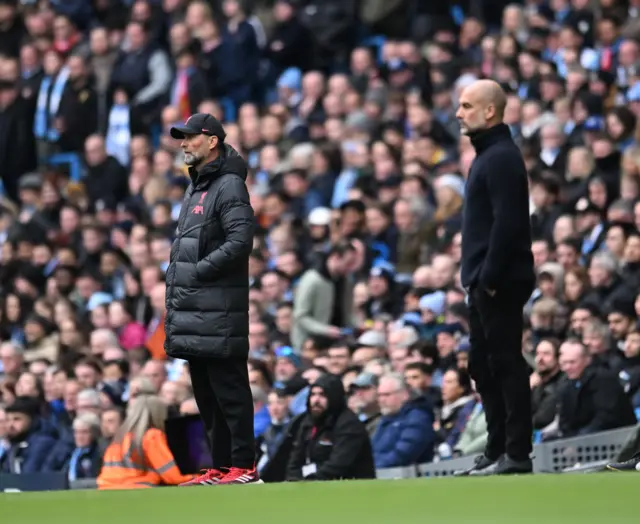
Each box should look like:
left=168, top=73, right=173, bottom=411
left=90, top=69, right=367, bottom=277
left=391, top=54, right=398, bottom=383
left=0, top=474, right=636, bottom=523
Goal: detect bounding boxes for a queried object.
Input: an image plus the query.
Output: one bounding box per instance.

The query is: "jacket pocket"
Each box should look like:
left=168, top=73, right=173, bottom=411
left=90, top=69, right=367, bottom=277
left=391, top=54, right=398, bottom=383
left=310, top=440, right=333, bottom=464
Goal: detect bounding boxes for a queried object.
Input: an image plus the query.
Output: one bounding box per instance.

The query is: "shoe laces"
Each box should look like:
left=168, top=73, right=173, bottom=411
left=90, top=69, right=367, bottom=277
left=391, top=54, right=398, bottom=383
left=222, top=467, right=252, bottom=481
left=194, top=468, right=224, bottom=482
left=473, top=455, right=489, bottom=465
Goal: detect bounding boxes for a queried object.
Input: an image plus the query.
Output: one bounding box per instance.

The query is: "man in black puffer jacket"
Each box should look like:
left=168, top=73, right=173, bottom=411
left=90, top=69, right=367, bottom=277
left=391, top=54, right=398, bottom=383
left=166, top=113, right=259, bottom=485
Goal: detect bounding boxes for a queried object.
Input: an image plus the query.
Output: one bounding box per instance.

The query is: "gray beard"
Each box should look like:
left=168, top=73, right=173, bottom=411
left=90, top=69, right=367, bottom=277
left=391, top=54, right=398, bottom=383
left=184, top=152, right=203, bottom=166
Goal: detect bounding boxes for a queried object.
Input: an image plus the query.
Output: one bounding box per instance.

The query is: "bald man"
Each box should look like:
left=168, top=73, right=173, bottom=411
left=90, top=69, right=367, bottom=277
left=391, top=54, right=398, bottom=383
left=456, top=80, right=535, bottom=476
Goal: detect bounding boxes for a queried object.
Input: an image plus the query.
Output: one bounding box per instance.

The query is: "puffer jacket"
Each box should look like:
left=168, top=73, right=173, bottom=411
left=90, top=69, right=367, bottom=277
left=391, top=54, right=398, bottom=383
left=371, top=395, right=435, bottom=468
left=164, top=145, right=255, bottom=359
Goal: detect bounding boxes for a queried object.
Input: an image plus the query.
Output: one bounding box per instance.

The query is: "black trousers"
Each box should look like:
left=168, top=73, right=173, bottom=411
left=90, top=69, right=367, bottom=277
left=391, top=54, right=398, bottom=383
left=188, top=357, right=255, bottom=469
left=468, top=285, right=533, bottom=462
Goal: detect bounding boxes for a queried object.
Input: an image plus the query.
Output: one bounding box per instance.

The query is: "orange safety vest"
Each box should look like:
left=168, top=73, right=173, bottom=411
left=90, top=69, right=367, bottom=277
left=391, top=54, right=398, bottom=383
left=97, top=428, right=194, bottom=489
left=145, top=314, right=167, bottom=361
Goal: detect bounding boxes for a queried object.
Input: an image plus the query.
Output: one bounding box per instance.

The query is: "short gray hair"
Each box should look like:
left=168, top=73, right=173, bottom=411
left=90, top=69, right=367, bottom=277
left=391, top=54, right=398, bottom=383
left=77, top=388, right=101, bottom=407
left=584, top=319, right=610, bottom=339
left=73, top=412, right=101, bottom=438
left=91, top=329, right=119, bottom=346
left=379, top=372, right=409, bottom=392
left=392, top=327, right=419, bottom=348
left=0, top=342, right=24, bottom=356
left=541, top=119, right=564, bottom=137
left=398, top=196, right=429, bottom=221
left=591, top=252, right=619, bottom=275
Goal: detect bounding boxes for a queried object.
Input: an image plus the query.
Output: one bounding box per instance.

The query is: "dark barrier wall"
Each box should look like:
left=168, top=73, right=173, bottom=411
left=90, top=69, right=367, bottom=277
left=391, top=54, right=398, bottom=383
left=0, top=472, right=68, bottom=492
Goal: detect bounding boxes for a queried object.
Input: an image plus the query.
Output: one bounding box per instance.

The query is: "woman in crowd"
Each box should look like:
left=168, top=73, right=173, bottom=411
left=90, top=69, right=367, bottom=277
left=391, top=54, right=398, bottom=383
left=97, top=394, right=193, bottom=489
left=435, top=367, right=478, bottom=459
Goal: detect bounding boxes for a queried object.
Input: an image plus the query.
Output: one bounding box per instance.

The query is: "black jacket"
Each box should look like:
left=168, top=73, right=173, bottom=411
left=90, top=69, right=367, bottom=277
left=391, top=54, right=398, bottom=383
left=0, top=95, right=37, bottom=201
left=164, top=145, right=255, bottom=359
left=265, top=18, right=313, bottom=74
left=58, top=79, right=99, bottom=153
left=84, top=155, right=129, bottom=211
left=286, top=374, right=375, bottom=481
left=531, top=370, right=564, bottom=430
left=558, top=366, right=636, bottom=438
left=461, top=123, right=535, bottom=291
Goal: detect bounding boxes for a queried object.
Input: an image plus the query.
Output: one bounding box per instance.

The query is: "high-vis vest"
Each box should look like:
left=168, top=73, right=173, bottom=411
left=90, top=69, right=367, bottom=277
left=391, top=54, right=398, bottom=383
left=97, top=428, right=193, bottom=489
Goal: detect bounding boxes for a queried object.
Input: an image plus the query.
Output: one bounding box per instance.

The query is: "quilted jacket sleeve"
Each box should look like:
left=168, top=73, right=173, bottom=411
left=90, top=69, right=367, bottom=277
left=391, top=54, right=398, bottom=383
left=196, top=175, right=255, bottom=280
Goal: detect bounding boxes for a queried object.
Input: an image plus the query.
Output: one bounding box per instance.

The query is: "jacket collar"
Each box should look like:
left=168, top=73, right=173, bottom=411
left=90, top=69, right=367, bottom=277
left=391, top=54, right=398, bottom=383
left=189, top=151, right=224, bottom=186
left=469, top=123, right=512, bottom=154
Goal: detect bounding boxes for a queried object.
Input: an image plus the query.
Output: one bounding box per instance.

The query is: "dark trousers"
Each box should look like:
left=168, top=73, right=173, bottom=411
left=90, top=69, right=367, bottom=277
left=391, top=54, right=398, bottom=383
left=468, top=285, right=533, bottom=461
left=188, top=357, right=255, bottom=469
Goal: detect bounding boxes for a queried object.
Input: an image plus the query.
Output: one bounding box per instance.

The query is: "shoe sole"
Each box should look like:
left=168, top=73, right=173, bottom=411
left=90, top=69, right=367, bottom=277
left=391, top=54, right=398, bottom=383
left=180, top=482, right=221, bottom=486
left=217, top=479, right=265, bottom=486
left=605, top=465, right=634, bottom=472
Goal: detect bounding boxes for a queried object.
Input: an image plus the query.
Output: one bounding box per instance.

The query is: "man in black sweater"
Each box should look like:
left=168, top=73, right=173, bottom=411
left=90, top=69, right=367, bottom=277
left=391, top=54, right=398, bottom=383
left=455, top=80, right=536, bottom=476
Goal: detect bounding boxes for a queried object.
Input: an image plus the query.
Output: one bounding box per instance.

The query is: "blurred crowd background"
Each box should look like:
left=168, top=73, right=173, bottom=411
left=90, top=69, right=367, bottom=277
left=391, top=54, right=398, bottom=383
left=1, top=0, right=640, bottom=485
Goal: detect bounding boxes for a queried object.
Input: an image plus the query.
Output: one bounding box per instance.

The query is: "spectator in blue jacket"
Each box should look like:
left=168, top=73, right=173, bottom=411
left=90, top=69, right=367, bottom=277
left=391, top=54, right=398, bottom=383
left=371, top=373, right=435, bottom=468
left=252, top=385, right=270, bottom=438
left=0, top=396, right=57, bottom=474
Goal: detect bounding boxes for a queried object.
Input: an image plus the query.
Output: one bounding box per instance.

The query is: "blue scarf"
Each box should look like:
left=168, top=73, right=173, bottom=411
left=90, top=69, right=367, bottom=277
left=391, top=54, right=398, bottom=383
left=33, top=67, right=69, bottom=142
left=68, top=447, right=90, bottom=482
left=582, top=222, right=604, bottom=258
left=105, top=104, right=131, bottom=167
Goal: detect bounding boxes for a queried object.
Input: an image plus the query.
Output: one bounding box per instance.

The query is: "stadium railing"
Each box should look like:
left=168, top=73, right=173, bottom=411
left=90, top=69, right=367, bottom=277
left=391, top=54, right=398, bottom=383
left=531, top=425, right=637, bottom=473
left=375, top=424, right=639, bottom=478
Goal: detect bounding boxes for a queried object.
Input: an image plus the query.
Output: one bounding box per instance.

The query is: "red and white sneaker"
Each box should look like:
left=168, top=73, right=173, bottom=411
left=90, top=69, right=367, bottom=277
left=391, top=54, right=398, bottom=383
left=180, top=469, right=226, bottom=486
left=217, top=467, right=263, bottom=485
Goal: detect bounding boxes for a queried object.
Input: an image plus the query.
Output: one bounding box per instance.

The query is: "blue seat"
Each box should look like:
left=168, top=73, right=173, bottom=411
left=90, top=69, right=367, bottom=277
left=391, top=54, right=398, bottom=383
left=220, top=97, right=237, bottom=123
left=48, top=152, right=83, bottom=182
left=360, top=35, right=387, bottom=65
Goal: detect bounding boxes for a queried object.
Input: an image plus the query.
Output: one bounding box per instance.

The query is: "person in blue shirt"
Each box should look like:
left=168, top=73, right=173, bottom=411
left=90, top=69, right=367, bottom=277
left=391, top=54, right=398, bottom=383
left=252, top=385, right=270, bottom=438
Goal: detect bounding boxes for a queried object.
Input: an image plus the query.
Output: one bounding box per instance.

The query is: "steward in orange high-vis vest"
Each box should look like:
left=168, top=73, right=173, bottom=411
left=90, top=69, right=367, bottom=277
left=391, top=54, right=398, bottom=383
left=97, top=395, right=194, bottom=489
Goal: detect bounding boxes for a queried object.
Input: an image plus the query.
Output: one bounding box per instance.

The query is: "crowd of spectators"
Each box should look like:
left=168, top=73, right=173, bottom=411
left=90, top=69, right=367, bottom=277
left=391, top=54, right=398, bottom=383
left=2, top=0, right=640, bottom=484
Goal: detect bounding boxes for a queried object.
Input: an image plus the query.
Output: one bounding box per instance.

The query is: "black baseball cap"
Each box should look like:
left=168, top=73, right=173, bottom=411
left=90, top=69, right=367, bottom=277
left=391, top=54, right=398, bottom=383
left=170, top=113, right=227, bottom=141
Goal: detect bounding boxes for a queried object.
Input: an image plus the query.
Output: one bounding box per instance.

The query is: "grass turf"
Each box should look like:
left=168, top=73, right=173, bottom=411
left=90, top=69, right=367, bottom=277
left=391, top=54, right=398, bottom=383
left=0, top=474, right=636, bottom=523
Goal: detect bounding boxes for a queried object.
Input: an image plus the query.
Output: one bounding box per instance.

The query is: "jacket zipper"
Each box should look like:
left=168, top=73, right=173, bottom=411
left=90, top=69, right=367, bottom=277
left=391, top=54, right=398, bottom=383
left=166, top=186, right=197, bottom=306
